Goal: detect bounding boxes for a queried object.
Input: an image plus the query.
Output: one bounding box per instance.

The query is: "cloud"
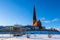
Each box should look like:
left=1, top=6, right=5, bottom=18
left=40, top=18, right=59, bottom=23
left=40, top=17, right=45, bottom=20
left=52, top=18, right=59, bottom=22
left=41, top=20, right=50, bottom=23
left=40, top=17, right=51, bottom=23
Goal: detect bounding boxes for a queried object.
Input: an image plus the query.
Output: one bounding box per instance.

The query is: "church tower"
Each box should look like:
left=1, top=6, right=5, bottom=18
left=32, top=5, right=43, bottom=29
left=32, top=6, right=37, bottom=26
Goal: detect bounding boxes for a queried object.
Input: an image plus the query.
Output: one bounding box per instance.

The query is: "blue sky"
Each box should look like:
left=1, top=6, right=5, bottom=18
left=0, top=0, right=60, bottom=28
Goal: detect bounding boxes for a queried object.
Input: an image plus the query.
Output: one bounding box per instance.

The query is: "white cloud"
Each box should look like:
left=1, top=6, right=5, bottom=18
left=40, top=18, right=59, bottom=23
left=40, top=17, right=51, bottom=23
left=41, top=20, right=50, bottom=23
left=52, top=18, right=59, bottom=22
left=40, top=17, right=46, bottom=20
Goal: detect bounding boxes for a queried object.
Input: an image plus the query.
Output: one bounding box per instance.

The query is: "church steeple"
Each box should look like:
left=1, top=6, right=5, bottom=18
left=32, top=5, right=37, bottom=26
left=33, top=5, right=37, bottom=21
left=32, top=5, right=43, bottom=29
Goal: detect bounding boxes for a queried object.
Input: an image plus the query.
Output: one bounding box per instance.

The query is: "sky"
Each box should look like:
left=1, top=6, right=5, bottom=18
left=0, top=0, right=60, bottom=28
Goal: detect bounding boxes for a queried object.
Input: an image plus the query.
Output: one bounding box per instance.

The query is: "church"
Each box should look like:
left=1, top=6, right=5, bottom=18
left=32, top=6, right=43, bottom=30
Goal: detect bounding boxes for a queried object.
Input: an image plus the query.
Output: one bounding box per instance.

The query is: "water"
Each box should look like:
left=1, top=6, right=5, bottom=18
left=0, top=31, right=60, bottom=34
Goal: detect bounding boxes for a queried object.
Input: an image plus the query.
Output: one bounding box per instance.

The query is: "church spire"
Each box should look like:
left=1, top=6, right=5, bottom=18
left=32, top=5, right=37, bottom=26
left=33, top=5, right=37, bottom=21
left=32, top=5, right=43, bottom=29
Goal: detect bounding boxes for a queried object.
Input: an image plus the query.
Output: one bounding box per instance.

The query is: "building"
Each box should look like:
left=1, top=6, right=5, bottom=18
left=32, top=6, right=43, bottom=30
